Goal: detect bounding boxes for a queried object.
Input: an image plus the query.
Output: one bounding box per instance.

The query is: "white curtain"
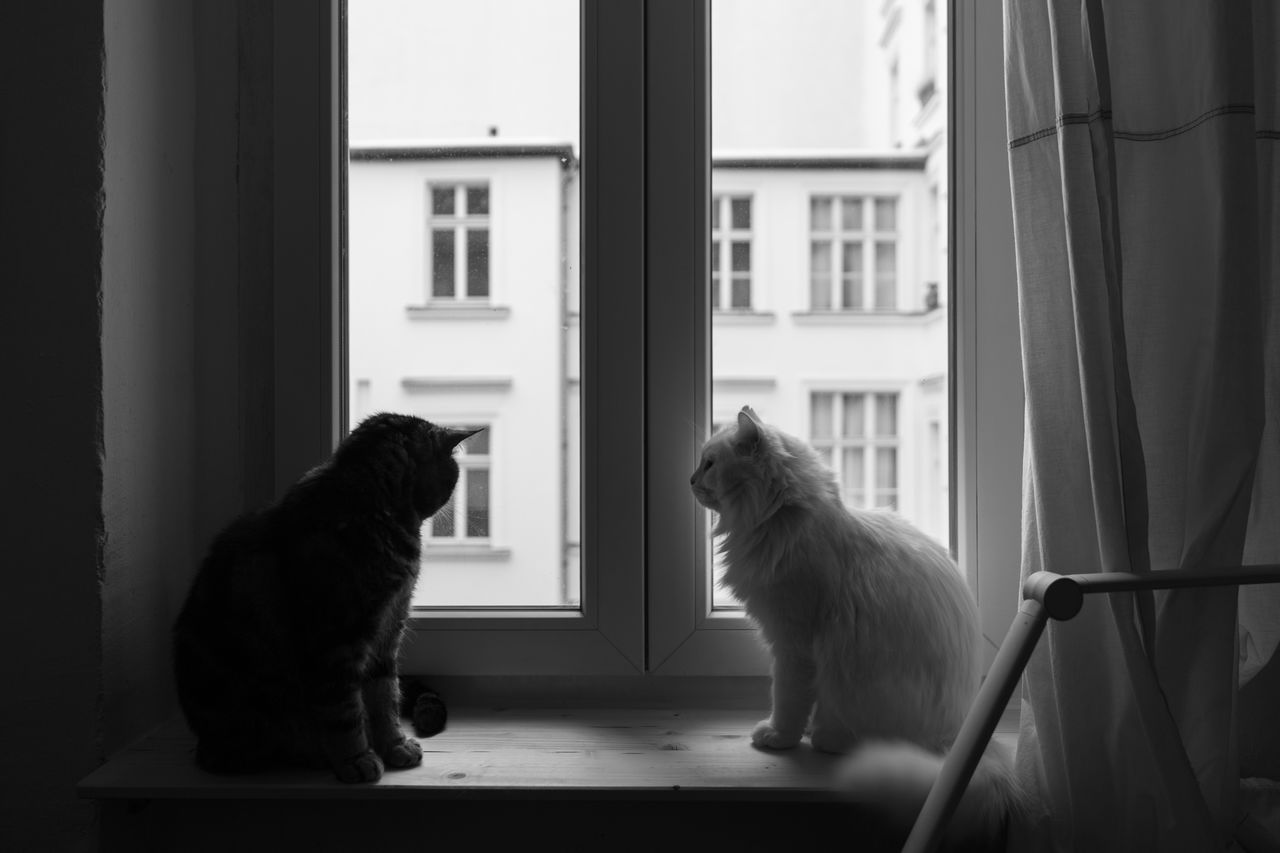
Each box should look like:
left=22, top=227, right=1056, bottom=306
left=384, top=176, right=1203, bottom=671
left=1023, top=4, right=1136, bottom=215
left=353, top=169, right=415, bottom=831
left=1004, top=1, right=1280, bottom=850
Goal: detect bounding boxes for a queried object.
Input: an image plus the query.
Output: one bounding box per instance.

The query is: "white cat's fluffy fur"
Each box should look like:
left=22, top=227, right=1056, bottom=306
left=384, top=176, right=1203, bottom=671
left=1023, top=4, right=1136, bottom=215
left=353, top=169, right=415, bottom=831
left=690, top=406, right=1021, bottom=848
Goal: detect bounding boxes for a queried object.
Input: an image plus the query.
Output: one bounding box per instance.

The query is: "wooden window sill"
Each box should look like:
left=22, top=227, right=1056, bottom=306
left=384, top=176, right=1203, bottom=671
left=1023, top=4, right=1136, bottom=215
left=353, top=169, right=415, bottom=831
left=78, top=707, right=1018, bottom=803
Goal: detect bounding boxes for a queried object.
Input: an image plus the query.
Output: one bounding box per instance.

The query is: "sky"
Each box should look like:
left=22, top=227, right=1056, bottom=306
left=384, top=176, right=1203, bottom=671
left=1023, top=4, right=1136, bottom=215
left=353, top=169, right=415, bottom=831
left=347, top=0, right=892, bottom=151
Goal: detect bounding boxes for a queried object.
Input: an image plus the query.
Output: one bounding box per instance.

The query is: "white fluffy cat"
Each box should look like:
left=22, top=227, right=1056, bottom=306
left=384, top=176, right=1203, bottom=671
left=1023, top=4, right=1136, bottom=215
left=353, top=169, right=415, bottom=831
left=690, top=405, right=1021, bottom=848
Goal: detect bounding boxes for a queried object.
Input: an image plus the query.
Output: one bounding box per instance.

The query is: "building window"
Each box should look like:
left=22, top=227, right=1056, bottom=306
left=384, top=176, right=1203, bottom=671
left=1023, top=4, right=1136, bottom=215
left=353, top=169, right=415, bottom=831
left=920, top=0, right=938, bottom=104
left=428, top=424, right=491, bottom=541
left=429, top=183, right=490, bottom=300
left=810, top=391, right=898, bottom=510
left=712, top=195, right=753, bottom=310
left=809, top=195, right=898, bottom=311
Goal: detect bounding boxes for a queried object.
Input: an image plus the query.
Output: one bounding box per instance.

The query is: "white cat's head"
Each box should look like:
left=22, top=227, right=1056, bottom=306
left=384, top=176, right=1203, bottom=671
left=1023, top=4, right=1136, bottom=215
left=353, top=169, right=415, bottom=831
left=690, top=405, right=837, bottom=527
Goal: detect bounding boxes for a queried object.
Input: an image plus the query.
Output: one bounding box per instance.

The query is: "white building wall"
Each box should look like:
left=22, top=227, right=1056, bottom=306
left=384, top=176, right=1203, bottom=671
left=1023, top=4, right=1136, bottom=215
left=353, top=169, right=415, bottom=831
left=349, top=153, right=575, bottom=606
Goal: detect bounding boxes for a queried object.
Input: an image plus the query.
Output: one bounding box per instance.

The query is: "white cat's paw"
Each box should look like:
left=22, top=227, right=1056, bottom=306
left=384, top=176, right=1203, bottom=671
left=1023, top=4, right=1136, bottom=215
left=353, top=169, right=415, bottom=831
left=751, top=719, right=802, bottom=750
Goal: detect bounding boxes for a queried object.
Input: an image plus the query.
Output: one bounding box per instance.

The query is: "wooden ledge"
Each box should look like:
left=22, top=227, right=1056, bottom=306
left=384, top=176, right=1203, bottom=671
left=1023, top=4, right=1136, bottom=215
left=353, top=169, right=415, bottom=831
left=79, top=707, right=1018, bottom=803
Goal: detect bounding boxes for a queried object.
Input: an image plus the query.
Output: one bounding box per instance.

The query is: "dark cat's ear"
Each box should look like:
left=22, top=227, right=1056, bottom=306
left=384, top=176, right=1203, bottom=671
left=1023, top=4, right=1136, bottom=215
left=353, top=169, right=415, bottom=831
left=735, top=409, right=760, bottom=455
left=444, top=426, right=483, bottom=450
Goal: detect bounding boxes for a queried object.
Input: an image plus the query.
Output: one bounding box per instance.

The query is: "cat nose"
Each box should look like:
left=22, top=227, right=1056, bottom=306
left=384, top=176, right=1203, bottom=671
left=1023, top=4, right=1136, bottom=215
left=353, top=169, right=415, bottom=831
left=689, top=472, right=697, bottom=485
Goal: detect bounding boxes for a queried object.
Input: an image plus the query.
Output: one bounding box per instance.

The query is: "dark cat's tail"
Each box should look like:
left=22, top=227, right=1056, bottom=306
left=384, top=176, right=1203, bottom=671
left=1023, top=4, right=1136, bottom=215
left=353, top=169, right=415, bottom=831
left=836, top=738, right=1024, bottom=852
left=398, top=676, right=448, bottom=738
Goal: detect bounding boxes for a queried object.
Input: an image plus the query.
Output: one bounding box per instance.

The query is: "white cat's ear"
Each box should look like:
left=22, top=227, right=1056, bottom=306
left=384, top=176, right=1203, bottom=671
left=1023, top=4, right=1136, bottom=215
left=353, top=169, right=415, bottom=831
left=740, top=405, right=761, bottom=424
left=735, top=409, right=760, bottom=454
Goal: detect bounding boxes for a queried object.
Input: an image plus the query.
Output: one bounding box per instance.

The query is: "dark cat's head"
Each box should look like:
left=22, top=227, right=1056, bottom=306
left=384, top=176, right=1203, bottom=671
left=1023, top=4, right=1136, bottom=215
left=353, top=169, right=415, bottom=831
left=690, top=405, right=838, bottom=527
left=339, top=413, right=481, bottom=520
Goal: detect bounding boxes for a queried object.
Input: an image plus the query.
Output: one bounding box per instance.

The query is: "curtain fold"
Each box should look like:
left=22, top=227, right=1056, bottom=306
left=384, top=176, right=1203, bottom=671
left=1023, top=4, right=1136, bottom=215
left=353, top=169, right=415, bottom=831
left=1004, top=1, right=1280, bottom=850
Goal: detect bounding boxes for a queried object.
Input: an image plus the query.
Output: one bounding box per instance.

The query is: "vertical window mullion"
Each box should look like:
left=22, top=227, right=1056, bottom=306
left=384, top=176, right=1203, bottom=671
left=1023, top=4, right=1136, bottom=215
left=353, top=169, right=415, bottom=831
left=645, top=0, right=710, bottom=672
left=454, top=467, right=467, bottom=542
left=864, top=392, right=875, bottom=504
left=455, top=186, right=466, bottom=297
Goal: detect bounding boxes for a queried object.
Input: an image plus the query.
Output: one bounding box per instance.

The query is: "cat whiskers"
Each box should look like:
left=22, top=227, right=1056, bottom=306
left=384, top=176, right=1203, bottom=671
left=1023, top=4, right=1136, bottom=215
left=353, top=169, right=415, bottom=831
left=425, top=502, right=458, bottom=533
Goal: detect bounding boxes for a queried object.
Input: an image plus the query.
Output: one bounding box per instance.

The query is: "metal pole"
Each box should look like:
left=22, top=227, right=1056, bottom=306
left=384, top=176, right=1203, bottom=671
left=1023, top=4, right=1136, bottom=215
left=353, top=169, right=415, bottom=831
left=903, top=565, right=1280, bottom=851
left=1066, top=564, right=1280, bottom=595
left=901, top=597, right=1050, bottom=853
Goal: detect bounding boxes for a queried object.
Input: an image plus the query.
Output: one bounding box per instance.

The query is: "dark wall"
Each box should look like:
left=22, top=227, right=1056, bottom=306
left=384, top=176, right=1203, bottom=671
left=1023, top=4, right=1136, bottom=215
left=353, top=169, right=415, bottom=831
left=0, top=0, right=232, bottom=848
left=0, top=2, right=108, bottom=850
left=100, top=0, right=197, bottom=759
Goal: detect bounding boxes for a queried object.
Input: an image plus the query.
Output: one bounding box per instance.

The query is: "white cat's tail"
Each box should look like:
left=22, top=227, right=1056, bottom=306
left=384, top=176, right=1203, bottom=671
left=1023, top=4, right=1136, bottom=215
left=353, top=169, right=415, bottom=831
left=836, top=737, right=1023, bottom=852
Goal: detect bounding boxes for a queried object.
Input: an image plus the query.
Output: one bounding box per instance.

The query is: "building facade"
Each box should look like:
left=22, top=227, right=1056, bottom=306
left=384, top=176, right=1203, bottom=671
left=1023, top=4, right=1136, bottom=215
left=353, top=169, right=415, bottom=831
left=347, top=0, right=948, bottom=607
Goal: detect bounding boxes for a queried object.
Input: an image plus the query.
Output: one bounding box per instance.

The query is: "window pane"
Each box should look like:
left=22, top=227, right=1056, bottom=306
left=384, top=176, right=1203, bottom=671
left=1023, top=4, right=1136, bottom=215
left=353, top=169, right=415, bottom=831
left=843, top=447, right=865, bottom=504
left=841, top=197, right=862, bottom=231
left=712, top=1, right=949, bottom=606
left=349, top=0, right=580, bottom=607
left=842, top=393, right=865, bottom=438
left=711, top=196, right=722, bottom=229
left=811, top=276, right=832, bottom=310
left=432, top=186, right=455, bottom=216
left=842, top=241, right=862, bottom=276
left=431, top=229, right=455, bottom=297
left=731, top=197, right=751, bottom=229
left=731, top=277, right=751, bottom=308
left=432, top=506, right=455, bottom=537
left=810, top=196, right=833, bottom=230
left=874, top=197, right=896, bottom=231
left=467, top=228, right=489, bottom=297
left=811, top=392, right=834, bottom=438
left=876, top=447, right=897, bottom=489
left=462, top=426, right=489, bottom=455
left=875, top=393, right=897, bottom=436
left=466, top=468, right=489, bottom=537
left=811, top=240, right=831, bottom=273
left=815, top=445, right=834, bottom=469
left=842, top=275, right=863, bottom=311
left=711, top=275, right=722, bottom=308
left=811, top=241, right=832, bottom=309
left=731, top=241, right=750, bottom=272
left=466, top=186, right=489, bottom=216
left=875, top=242, right=895, bottom=309
left=841, top=241, right=863, bottom=310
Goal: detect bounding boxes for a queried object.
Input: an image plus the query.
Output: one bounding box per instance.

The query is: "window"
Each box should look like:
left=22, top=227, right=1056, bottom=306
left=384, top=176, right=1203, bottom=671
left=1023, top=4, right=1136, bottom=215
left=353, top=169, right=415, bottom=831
left=712, top=195, right=753, bottom=310
left=429, top=183, right=490, bottom=301
left=427, top=425, right=490, bottom=541
left=920, top=0, right=938, bottom=104
left=347, top=0, right=578, bottom=611
left=810, top=391, right=899, bottom=510
left=278, top=0, right=1025, bottom=685
left=809, top=195, right=898, bottom=311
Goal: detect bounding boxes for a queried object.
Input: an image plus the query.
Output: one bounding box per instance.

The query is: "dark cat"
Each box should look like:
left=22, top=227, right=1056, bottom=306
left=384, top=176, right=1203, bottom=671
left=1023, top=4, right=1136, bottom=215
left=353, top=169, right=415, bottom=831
left=173, top=413, right=477, bottom=783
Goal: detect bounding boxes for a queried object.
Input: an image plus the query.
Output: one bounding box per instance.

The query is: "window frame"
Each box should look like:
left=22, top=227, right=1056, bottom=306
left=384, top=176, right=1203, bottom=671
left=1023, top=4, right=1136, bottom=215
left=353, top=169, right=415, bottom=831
left=278, top=0, right=1024, bottom=688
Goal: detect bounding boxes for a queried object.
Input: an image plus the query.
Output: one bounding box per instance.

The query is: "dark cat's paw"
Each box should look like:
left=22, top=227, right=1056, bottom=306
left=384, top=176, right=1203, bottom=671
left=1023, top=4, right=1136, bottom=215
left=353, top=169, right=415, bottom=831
left=382, top=737, right=423, bottom=769
left=334, top=749, right=384, bottom=783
